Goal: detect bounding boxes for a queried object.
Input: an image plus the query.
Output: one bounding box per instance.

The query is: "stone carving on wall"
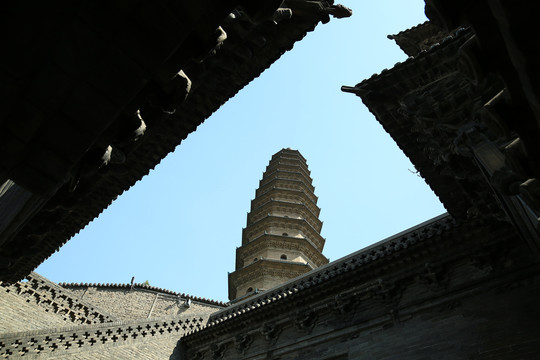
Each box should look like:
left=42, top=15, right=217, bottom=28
left=234, top=333, right=253, bottom=354
left=369, top=279, right=405, bottom=329
left=294, top=308, right=318, bottom=333
left=470, top=244, right=512, bottom=275
left=210, top=343, right=227, bottom=360
left=330, top=293, right=357, bottom=315
left=416, top=262, right=450, bottom=291
left=370, top=279, right=402, bottom=305
left=260, top=322, right=282, bottom=344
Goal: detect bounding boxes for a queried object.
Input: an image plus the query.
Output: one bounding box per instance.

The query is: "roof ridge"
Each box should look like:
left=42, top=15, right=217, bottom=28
left=387, top=20, right=431, bottom=39
left=58, top=282, right=228, bottom=307
left=5, top=272, right=119, bottom=325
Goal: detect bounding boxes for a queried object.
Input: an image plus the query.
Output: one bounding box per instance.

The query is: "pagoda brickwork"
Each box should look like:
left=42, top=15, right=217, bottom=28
left=228, top=149, right=328, bottom=301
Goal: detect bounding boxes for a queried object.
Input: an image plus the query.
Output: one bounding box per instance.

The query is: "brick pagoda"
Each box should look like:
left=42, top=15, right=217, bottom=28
left=228, top=148, right=328, bottom=301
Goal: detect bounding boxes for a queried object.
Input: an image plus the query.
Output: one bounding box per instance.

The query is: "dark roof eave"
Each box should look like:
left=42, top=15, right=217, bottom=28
left=2, top=2, right=335, bottom=282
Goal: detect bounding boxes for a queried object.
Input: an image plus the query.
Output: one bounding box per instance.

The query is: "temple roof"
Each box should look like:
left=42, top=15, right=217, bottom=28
left=342, top=28, right=504, bottom=219
left=387, top=21, right=449, bottom=57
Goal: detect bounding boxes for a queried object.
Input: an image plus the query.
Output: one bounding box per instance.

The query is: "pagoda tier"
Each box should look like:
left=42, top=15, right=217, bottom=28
left=228, top=149, right=328, bottom=301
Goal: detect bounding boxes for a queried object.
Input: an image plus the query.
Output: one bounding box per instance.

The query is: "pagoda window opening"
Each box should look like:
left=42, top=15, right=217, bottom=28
left=247, top=287, right=253, bottom=293
left=282, top=232, right=288, bottom=236
left=280, top=254, right=287, bottom=260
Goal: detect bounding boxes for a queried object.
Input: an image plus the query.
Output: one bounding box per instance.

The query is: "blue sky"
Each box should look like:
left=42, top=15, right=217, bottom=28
left=36, top=1, right=445, bottom=302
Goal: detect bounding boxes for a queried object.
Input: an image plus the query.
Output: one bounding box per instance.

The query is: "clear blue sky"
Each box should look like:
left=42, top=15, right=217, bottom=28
left=36, top=1, right=445, bottom=302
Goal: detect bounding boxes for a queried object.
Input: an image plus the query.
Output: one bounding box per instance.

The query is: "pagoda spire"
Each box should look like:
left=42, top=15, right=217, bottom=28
left=228, top=148, right=328, bottom=301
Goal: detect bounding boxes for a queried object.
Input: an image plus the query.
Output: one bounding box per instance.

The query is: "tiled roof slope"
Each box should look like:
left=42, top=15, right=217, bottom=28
left=3, top=1, right=349, bottom=283
left=342, top=28, right=504, bottom=219
left=0, top=273, right=116, bottom=334
left=59, top=282, right=227, bottom=308
left=387, top=21, right=449, bottom=57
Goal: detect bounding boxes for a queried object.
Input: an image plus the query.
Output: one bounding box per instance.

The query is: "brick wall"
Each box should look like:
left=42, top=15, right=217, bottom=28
left=43, top=336, right=179, bottom=360
left=0, top=314, right=206, bottom=358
